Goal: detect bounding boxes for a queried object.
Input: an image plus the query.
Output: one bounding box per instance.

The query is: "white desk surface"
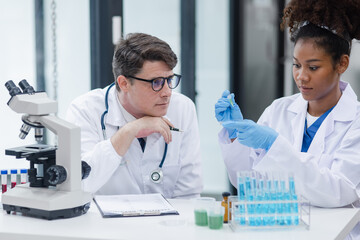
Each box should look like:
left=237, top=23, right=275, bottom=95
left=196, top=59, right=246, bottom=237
left=0, top=198, right=359, bottom=240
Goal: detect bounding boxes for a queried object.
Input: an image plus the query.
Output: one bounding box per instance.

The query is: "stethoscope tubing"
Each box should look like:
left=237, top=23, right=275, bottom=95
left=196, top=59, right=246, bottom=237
left=101, top=83, right=168, bottom=182
left=101, top=82, right=115, bottom=140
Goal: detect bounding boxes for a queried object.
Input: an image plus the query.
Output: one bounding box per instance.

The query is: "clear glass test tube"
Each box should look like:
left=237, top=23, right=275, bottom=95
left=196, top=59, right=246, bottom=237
left=10, top=169, right=17, bottom=188
left=237, top=171, right=246, bottom=200
left=20, top=169, right=28, bottom=184
left=1, top=170, right=8, bottom=193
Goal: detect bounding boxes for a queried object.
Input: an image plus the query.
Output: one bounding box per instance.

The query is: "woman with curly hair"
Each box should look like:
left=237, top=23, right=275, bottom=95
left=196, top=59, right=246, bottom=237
left=215, top=0, right=360, bottom=238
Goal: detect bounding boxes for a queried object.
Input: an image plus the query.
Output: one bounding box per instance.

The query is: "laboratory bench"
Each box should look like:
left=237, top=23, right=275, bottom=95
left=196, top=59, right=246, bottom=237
left=0, top=197, right=359, bottom=240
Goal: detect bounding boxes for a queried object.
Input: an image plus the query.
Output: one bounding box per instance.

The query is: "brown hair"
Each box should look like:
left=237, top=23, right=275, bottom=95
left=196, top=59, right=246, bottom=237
left=112, top=33, right=178, bottom=91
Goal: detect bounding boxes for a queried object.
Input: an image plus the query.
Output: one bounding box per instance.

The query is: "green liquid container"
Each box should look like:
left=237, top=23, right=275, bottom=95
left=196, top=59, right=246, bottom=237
left=208, top=214, right=224, bottom=229
left=194, top=209, right=208, bottom=226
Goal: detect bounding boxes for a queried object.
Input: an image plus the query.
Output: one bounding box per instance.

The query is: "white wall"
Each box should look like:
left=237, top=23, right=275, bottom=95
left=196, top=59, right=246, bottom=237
left=43, top=0, right=91, bottom=145
left=0, top=0, right=90, bottom=169
left=43, top=0, right=90, bottom=118
left=196, top=0, right=230, bottom=195
left=123, top=0, right=181, bottom=79
left=0, top=1, right=36, bottom=170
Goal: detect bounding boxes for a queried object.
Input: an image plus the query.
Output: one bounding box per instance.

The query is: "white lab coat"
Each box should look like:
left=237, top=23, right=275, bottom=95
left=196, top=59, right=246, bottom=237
left=219, top=81, right=360, bottom=239
left=66, top=85, right=203, bottom=199
left=220, top=81, right=360, bottom=206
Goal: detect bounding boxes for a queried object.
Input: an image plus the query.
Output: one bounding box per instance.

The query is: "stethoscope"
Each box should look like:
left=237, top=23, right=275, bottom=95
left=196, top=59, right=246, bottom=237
left=101, top=83, right=168, bottom=183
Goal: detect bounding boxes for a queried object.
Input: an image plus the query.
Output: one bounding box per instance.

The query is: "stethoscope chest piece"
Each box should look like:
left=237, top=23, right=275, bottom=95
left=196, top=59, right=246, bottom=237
left=150, top=168, right=163, bottom=183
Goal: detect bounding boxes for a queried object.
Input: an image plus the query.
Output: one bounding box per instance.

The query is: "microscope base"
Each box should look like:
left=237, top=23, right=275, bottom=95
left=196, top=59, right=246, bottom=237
left=3, top=202, right=90, bottom=220
left=1, top=184, right=92, bottom=220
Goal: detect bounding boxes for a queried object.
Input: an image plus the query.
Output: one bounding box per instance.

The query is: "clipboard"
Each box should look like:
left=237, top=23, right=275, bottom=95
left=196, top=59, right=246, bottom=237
left=93, top=193, right=179, bottom=218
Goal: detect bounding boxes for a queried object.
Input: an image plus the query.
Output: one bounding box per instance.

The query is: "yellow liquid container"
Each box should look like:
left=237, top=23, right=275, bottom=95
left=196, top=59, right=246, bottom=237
left=221, top=192, right=231, bottom=223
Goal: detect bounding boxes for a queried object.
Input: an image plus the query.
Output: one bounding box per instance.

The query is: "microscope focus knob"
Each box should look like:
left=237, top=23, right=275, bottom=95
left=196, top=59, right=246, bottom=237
left=46, top=165, right=67, bottom=186
left=81, top=161, right=91, bottom=180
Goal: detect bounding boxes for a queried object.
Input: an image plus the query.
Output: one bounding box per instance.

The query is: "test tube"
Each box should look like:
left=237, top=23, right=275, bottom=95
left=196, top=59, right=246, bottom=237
left=288, top=173, right=296, bottom=196
left=275, top=172, right=285, bottom=225
left=268, top=172, right=277, bottom=226
left=288, top=173, right=299, bottom=225
left=20, top=169, right=28, bottom=184
left=10, top=169, right=17, bottom=188
left=282, top=173, right=293, bottom=225
left=237, top=172, right=246, bottom=201
left=261, top=172, right=271, bottom=226
left=1, top=170, right=8, bottom=193
left=247, top=172, right=258, bottom=226
left=227, top=94, right=234, bottom=107
left=255, top=173, right=265, bottom=226
left=236, top=172, right=247, bottom=225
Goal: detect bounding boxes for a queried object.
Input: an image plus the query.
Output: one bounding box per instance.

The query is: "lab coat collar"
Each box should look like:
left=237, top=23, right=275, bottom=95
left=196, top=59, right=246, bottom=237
left=287, top=81, right=357, bottom=152
left=105, top=86, right=128, bottom=127
left=104, top=86, right=170, bottom=144
left=287, top=95, right=307, bottom=151
left=287, top=81, right=357, bottom=122
left=317, top=81, right=358, bottom=142
left=332, top=81, right=357, bottom=122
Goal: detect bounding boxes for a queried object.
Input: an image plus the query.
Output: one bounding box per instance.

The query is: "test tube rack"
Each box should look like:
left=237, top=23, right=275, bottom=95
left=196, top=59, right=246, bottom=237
left=228, top=195, right=310, bottom=231
left=229, top=171, right=311, bottom=231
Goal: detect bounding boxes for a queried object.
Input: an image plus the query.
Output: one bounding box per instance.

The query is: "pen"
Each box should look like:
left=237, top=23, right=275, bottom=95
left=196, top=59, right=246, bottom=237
left=169, top=126, right=184, bottom=132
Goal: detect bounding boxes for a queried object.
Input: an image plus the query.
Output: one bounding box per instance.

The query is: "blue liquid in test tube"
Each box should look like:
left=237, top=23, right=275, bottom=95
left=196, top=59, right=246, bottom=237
left=236, top=171, right=300, bottom=228
left=292, top=194, right=299, bottom=225
left=254, top=176, right=265, bottom=226
left=267, top=177, right=276, bottom=226
left=237, top=173, right=246, bottom=225
left=284, top=192, right=292, bottom=225
left=276, top=179, right=286, bottom=225
left=289, top=175, right=299, bottom=225
left=244, top=175, right=252, bottom=226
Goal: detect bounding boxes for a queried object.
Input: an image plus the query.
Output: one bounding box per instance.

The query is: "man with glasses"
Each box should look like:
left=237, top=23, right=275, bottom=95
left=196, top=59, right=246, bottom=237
left=66, top=33, right=203, bottom=199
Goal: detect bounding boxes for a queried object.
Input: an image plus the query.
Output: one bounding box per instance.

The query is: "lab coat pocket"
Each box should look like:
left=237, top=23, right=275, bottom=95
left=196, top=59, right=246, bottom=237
left=162, top=164, right=181, bottom=197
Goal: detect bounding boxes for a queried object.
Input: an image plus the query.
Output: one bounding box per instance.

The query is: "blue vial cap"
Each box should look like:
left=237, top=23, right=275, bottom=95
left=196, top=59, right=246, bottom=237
left=11, top=169, right=18, bottom=174
left=20, top=169, right=28, bottom=174
left=1, top=170, right=8, bottom=175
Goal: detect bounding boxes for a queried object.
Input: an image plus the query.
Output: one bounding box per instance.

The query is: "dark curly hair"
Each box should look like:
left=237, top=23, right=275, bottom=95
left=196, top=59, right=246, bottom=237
left=281, top=0, right=360, bottom=65
left=112, top=33, right=178, bottom=91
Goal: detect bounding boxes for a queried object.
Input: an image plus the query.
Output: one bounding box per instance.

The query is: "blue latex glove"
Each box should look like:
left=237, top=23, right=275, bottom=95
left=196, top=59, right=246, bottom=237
left=222, top=120, right=279, bottom=151
left=215, top=90, right=243, bottom=138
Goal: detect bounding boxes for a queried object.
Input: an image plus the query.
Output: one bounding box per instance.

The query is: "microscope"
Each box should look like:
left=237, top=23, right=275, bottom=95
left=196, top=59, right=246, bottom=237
left=2, top=80, right=92, bottom=220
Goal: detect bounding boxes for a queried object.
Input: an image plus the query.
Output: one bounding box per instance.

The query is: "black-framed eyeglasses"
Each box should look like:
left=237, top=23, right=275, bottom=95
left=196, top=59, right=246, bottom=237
left=126, top=74, right=181, bottom=92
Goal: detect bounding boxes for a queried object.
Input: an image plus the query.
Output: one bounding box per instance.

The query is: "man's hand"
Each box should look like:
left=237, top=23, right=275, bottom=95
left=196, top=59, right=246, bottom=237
left=110, top=116, right=173, bottom=156
left=132, top=116, right=173, bottom=143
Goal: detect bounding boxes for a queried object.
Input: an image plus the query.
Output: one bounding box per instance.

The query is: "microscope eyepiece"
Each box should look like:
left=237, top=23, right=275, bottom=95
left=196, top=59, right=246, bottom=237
left=5, top=80, right=21, bottom=96
left=19, top=79, right=35, bottom=93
